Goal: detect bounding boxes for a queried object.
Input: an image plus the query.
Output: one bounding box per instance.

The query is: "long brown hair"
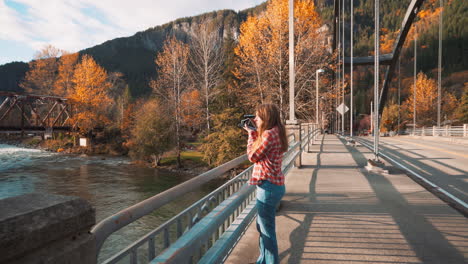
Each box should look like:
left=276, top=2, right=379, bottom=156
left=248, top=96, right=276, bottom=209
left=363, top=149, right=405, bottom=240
left=253, top=104, right=288, bottom=152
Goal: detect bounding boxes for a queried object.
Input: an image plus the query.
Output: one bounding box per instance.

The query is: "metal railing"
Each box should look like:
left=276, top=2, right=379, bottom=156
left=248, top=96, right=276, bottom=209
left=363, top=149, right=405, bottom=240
left=92, top=155, right=249, bottom=261
left=405, top=124, right=468, bottom=137
left=301, top=123, right=321, bottom=149
left=94, top=124, right=320, bottom=264
left=101, top=165, right=254, bottom=264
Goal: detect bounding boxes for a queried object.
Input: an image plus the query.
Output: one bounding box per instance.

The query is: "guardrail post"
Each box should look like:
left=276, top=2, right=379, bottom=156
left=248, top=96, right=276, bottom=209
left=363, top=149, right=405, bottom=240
left=310, top=123, right=315, bottom=145
left=433, top=126, right=436, bottom=136
left=314, top=123, right=318, bottom=141
left=421, top=126, right=425, bottom=136
left=445, top=125, right=449, bottom=137
left=286, top=123, right=302, bottom=168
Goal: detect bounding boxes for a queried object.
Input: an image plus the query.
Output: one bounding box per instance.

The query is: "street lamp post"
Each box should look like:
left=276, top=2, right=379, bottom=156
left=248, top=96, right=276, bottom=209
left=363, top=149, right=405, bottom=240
left=316, top=69, right=325, bottom=126
left=414, top=24, right=417, bottom=136
left=374, top=0, right=380, bottom=160
left=288, top=0, right=296, bottom=123
left=342, top=0, right=345, bottom=135
left=350, top=0, right=354, bottom=137
left=398, top=57, right=401, bottom=135
left=438, top=0, right=443, bottom=133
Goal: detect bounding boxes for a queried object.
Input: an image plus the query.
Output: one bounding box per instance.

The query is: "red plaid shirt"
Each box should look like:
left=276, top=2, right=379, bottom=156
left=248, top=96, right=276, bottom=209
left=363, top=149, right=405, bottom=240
left=247, top=126, right=285, bottom=186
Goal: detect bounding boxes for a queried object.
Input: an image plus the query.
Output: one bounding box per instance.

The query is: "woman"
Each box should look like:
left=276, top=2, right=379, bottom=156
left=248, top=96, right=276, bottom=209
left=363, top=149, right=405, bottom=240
left=244, top=104, right=288, bottom=264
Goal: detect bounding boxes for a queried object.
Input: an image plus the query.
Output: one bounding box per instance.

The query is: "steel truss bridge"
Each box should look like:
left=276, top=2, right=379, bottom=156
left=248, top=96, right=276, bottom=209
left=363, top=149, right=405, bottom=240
left=0, top=91, right=72, bottom=134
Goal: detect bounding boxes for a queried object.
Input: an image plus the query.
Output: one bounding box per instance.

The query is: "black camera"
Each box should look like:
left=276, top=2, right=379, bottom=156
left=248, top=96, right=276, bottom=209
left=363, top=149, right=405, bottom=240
left=238, top=114, right=256, bottom=130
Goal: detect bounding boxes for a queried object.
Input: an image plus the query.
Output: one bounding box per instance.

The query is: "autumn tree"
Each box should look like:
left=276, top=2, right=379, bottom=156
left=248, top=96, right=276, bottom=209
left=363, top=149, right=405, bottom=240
left=234, top=0, right=332, bottom=119
left=150, top=35, right=190, bottom=167
left=234, top=15, right=268, bottom=106
left=181, top=89, right=204, bottom=132
left=455, top=83, right=468, bottom=123
left=69, top=54, right=112, bottom=133
left=189, top=20, right=224, bottom=131
left=53, top=52, right=79, bottom=96
left=402, top=72, right=458, bottom=127
left=20, top=45, right=62, bottom=94
left=200, top=108, right=246, bottom=166
left=381, top=102, right=400, bottom=132
left=129, top=99, right=173, bottom=166
left=380, top=28, right=398, bottom=54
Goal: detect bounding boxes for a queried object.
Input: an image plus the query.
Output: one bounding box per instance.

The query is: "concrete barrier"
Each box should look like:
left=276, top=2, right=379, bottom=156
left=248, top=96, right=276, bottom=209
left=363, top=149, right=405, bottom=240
left=0, top=193, right=96, bottom=264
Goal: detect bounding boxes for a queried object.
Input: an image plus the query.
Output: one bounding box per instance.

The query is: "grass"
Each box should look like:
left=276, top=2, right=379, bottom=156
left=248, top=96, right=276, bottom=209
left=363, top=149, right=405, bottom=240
left=186, top=142, right=202, bottom=147
left=160, top=150, right=207, bottom=166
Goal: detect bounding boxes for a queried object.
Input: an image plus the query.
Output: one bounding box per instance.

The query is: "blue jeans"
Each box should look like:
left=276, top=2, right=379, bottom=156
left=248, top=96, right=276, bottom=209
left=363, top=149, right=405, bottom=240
left=256, top=180, right=285, bottom=264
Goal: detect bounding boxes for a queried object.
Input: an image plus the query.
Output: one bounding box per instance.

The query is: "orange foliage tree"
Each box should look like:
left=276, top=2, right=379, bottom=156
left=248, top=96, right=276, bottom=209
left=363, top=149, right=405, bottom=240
left=69, top=54, right=112, bottom=133
left=53, top=52, right=79, bottom=96
left=181, top=89, right=204, bottom=131
left=20, top=45, right=62, bottom=94
left=380, top=29, right=398, bottom=54
left=402, top=72, right=458, bottom=126
left=234, top=0, right=332, bottom=119
left=150, top=35, right=190, bottom=167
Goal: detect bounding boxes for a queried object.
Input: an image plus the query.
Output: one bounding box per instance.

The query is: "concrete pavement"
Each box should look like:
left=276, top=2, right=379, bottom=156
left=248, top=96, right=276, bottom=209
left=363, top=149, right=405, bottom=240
left=225, top=134, right=468, bottom=264
left=360, top=136, right=468, bottom=206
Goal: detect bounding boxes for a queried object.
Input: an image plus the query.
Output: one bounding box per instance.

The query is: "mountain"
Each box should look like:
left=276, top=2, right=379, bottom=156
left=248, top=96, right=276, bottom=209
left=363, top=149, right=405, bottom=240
left=0, top=61, right=29, bottom=93
left=0, top=3, right=267, bottom=97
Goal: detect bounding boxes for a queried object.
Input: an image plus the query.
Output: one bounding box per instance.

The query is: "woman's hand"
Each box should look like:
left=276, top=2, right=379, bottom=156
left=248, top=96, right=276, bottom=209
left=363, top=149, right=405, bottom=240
left=243, top=124, right=254, bottom=133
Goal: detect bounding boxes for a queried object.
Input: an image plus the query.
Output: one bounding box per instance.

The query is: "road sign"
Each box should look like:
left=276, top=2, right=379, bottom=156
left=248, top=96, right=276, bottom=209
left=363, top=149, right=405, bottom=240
left=336, top=103, right=349, bottom=115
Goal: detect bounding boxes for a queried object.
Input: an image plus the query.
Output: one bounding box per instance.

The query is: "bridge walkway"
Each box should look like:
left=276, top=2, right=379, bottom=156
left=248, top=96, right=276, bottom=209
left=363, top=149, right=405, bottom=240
left=226, top=134, right=468, bottom=264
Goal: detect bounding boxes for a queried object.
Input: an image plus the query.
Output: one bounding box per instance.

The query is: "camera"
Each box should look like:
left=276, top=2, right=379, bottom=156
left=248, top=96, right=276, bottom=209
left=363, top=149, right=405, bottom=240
left=238, top=114, right=256, bottom=130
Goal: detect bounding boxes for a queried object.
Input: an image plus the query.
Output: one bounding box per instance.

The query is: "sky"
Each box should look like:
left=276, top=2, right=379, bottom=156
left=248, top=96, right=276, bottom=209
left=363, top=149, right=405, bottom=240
left=0, top=0, right=265, bottom=65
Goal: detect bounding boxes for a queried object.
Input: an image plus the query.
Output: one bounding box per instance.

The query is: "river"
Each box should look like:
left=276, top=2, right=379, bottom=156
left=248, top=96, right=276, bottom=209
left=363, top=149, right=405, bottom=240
left=0, top=144, right=223, bottom=262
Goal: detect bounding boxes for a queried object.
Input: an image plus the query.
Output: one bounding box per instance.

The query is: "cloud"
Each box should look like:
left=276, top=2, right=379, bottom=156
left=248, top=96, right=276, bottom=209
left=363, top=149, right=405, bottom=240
left=0, top=0, right=265, bottom=63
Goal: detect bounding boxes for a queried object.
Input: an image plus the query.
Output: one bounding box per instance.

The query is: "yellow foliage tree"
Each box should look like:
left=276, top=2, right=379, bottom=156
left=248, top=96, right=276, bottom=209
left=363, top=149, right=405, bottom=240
left=20, top=45, right=62, bottom=94
left=381, top=102, right=400, bottom=132
left=402, top=72, right=458, bottom=126
left=53, top=52, right=79, bottom=96
left=69, top=54, right=112, bottom=133
left=128, top=99, right=174, bottom=166
left=181, top=89, right=204, bottom=130
left=234, top=0, right=332, bottom=119
left=380, top=30, right=398, bottom=54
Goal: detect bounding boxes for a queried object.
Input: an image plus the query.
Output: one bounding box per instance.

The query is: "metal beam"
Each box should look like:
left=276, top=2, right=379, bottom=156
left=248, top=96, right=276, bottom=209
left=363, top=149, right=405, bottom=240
left=0, top=91, right=67, bottom=101
left=379, top=0, right=425, bottom=114
left=0, top=97, right=18, bottom=122
left=344, top=54, right=393, bottom=65
left=0, top=97, right=10, bottom=113
left=53, top=104, right=68, bottom=126
left=41, top=101, right=58, bottom=126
